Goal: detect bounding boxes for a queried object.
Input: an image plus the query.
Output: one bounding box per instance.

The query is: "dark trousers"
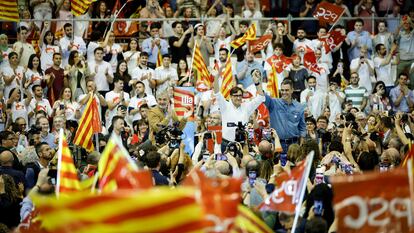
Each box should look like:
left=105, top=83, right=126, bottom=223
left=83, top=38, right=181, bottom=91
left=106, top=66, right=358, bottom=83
left=280, top=137, right=299, bottom=154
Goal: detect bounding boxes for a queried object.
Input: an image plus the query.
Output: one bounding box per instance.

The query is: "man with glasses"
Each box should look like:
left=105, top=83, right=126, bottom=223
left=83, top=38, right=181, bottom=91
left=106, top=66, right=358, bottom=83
left=213, top=69, right=265, bottom=150
left=344, top=72, right=368, bottom=111
left=390, top=73, right=414, bottom=113
left=263, top=78, right=306, bottom=153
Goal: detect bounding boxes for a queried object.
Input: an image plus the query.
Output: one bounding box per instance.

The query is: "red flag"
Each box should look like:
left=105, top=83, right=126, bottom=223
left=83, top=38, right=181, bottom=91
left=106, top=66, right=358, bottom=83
left=91, top=98, right=102, bottom=133
left=173, top=87, right=195, bottom=121
left=313, top=2, right=345, bottom=25
left=320, top=28, right=346, bottom=54
left=206, top=125, right=222, bottom=153
left=184, top=170, right=243, bottom=232
left=249, top=34, right=272, bottom=53
left=331, top=168, right=412, bottom=233
left=266, top=55, right=292, bottom=74
left=259, top=153, right=314, bottom=213
left=256, top=103, right=269, bottom=127
left=402, top=143, right=414, bottom=167
left=303, top=49, right=322, bottom=74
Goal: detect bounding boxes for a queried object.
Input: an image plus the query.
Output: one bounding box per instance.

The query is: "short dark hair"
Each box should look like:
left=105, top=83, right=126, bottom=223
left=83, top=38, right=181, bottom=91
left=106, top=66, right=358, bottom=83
left=305, top=116, right=316, bottom=125
left=8, top=52, right=18, bottom=60
left=399, top=72, right=409, bottom=79
left=35, top=142, right=49, bottom=157
left=63, top=23, right=72, bottom=30
left=150, top=22, right=161, bottom=30
left=297, top=27, right=306, bottom=33
left=375, top=43, right=385, bottom=53
left=239, top=21, right=249, bottom=27
left=94, top=47, right=104, bottom=54
left=52, top=52, right=61, bottom=59
left=113, top=76, right=124, bottom=84
left=111, top=115, right=124, bottom=126
left=146, top=151, right=161, bottom=168
left=274, top=43, right=284, bottom=50
left=230, top=87, right=243, bottom=96
left=32, top=84, right=42, bottom=92
left=305, top=217, right=328, bottom=233
left=355, top=18, right=364, bottom=26
left=307, top=76, right=316, bottom=82
left=219, top=47, right=229, bottom=54
left=281, top=79, right=293, bottom=88
left=172, top=21, right=182, bottom=28
left=17, top=26, right=28, bottom=33
left=0, top=131, right=14, bottom=145
left=317, top=116, right=328, bottom=123
left=140, top=52, right=149, bottom=58
left=135, top=81, right=145, bottom=87
left=162, top=53, right=172, bottom=59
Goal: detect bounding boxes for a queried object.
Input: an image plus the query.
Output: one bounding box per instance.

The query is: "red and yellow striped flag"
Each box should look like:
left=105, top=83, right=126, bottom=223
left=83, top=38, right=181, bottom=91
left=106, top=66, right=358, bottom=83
left=32, top=188, right=205, bottom=233
left=230, top=24, right=256, bottom=49
left=0, top=0, right=19, bottom=22
left=71, top=0, right=97, bottom=17
left=156, top=49, right=163, bottom=68
left=193, top=41, right=214, bottom=89
left=174, top=87, right=195, bottom=121
left=267, top=64, right=279, bottom=98
left=98, top=134, right=153, bottom=192
left=402, top=143, right=414, bottom=167
left=56, top=129, right=80, bottom=195
left=230, top=205, right=273, bottom=233
left=73, top=95, right=101, bottom=151
left=220, top=55, right=234, bottom=99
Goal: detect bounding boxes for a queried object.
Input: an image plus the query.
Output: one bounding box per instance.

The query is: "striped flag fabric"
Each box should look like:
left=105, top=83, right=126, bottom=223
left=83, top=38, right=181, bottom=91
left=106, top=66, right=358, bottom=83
left=71, top=0, right=96, bottom=17
left=220, top=55, right=234, bottom=99
left=156, top=49, right=163, bottom=68
left=56, top=129, right=80, bottom=195
left=98, top=134, right=153, bottom=192
left=0, top=0, right=19, bottom=22
left=32, top=188, right=205, bottom=233
left=402, top=143, right=414, bottom=167
left=174, top=87, right=194, bottom=121
left=193, top=41, right=214, bottom=89
left=230, top=24, right=256, bottom=49
left=267, top=64, right=279, bottom=98
left=230, top=205, right=273, bottom=233
left=73, top=94, right=101, bottom=151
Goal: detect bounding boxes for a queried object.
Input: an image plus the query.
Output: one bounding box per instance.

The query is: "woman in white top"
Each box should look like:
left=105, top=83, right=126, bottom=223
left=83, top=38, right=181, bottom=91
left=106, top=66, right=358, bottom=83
left=104, top=31, right=124, bottom=70
left=53, top=87, right=81, bottom=121
left=39, top=29, right=60, bottom=71
left=25, top=54, right=44, bottom=91
left=123, top=38, right=140, bottom=75
left=6, top=85, right=32, bottom=124
left=67, top=50, right=89, bottom=101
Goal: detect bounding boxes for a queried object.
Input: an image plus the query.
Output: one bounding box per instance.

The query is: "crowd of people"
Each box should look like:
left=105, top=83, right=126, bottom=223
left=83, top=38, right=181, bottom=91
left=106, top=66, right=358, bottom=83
left=0, top=0, right=414, bottom=232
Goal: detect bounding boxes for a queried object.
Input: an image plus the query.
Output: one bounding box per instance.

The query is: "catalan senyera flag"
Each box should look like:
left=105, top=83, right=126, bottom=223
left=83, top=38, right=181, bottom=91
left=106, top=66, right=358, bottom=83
left=98, top=134, right=153, bottom=192
left=32, top=188, right=205, bottom=233
left=71, top=0, right=97, bottom=17
left=230, top=24, right=256, bottom=49
left=174, top=87, right=195, bottom=121
left=230, top=205, right=273, bottom=233
left=220, top=55, right=234, bottom=99
left=156, top=49, right=163, bottom=68
left=267, top=64, right=279, bottom=98
left=73, top=94, right=102, bottom=151
left=56, top=129, right=80, bottom=195
left=193, top=41, right=214, bottom=89
left=0, top=0, right=19, bottom=22
left=402, top=143, right=414, bottom=167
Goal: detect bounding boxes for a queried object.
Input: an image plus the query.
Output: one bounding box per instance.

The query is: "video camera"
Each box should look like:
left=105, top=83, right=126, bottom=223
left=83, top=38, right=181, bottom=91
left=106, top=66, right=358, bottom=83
left=227, top=121, right=247, bottom=144
left=154, top=122, right=183, bottom=149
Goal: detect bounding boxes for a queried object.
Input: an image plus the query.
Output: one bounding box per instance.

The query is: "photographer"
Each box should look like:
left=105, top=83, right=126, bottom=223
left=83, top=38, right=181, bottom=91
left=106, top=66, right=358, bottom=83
left=213, top=65, right=265, bottom=151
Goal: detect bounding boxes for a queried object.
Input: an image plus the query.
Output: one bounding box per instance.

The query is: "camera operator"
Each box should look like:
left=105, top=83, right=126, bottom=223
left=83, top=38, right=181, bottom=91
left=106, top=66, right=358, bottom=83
left=213, top=66, right=265, bottom=151
left=148, top=92, right=192, bottom=146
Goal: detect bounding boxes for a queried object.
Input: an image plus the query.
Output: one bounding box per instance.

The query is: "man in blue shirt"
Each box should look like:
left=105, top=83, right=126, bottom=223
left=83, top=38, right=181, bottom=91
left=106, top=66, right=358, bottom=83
left=263, top=79, right=306, bottom=153
left=142, top=22, right=169, bottom=69
left=390, top=72, right=414, bottom=113
left=346, top=18, right=373, bottom=61
left=236, top=51, right=264, bottom=89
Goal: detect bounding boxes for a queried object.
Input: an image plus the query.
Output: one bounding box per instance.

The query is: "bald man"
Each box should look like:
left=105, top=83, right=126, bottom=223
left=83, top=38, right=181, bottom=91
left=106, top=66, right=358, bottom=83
left=0, top=150, right=26, bottom=193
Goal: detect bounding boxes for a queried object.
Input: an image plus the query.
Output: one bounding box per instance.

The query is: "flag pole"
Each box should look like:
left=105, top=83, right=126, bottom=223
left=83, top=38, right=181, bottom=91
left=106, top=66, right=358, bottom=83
left=188, top=40, right=197, bottom=80
left=55, top=128, right=64, bottom=197
left=408, top=159, right=414, bottom=229
left=328, top=10, right=345, bottom=33
left=291, top=151, right=314, bottom=232
left=95, top=133, right=99, bottom=152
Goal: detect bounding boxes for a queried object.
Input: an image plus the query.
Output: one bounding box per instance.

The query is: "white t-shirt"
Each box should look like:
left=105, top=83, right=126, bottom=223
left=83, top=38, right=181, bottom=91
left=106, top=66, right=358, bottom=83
left=128, top=94, right=157, bottom=122
left=309, top=63, right=330, bottom=92
left=105, top=91, right=130, bottom=126
left=350, top=58, right=375, bottom=94
left=105, top=43, right=123, bottom=70
left=0, top=47, right=13, bottom=68
left=27, top=98, right=52, bottom=126
left=213, top=37, right=232, bottom=61
left=2, top=65, right=24, bottom=100
left=11, top=100, right=29, bottom=123
left=153, top=66, right=178, bottom=97
left=53, top=100, right=80, bottom=121
left=25, top=69, right=43, bottom=91
left=123, top=51, right=140, bottom=75
left=131, top=66, right=155, bottom=96
left=41, top=44, right=60, bottom=71
left=88, top=60, right=113, bottom=91
left=374, top=56, right=394, bottom=87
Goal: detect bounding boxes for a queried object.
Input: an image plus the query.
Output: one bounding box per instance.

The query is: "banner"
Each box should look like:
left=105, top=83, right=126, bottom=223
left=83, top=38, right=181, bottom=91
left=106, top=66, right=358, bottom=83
left=249, top=35, right=272, bottom=54
left=320, top=28, right=346, bottom=54
left=266, top=55, right=292, bottom=74
left=313, top=2, right=345, bottom=25
left=206, top=125, right=222, bottom=154
left=331, top=168, right=413, bottom=233
left=174, top=87, right=195, bottom=155
left=303, top=49, right=322, bottom=75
